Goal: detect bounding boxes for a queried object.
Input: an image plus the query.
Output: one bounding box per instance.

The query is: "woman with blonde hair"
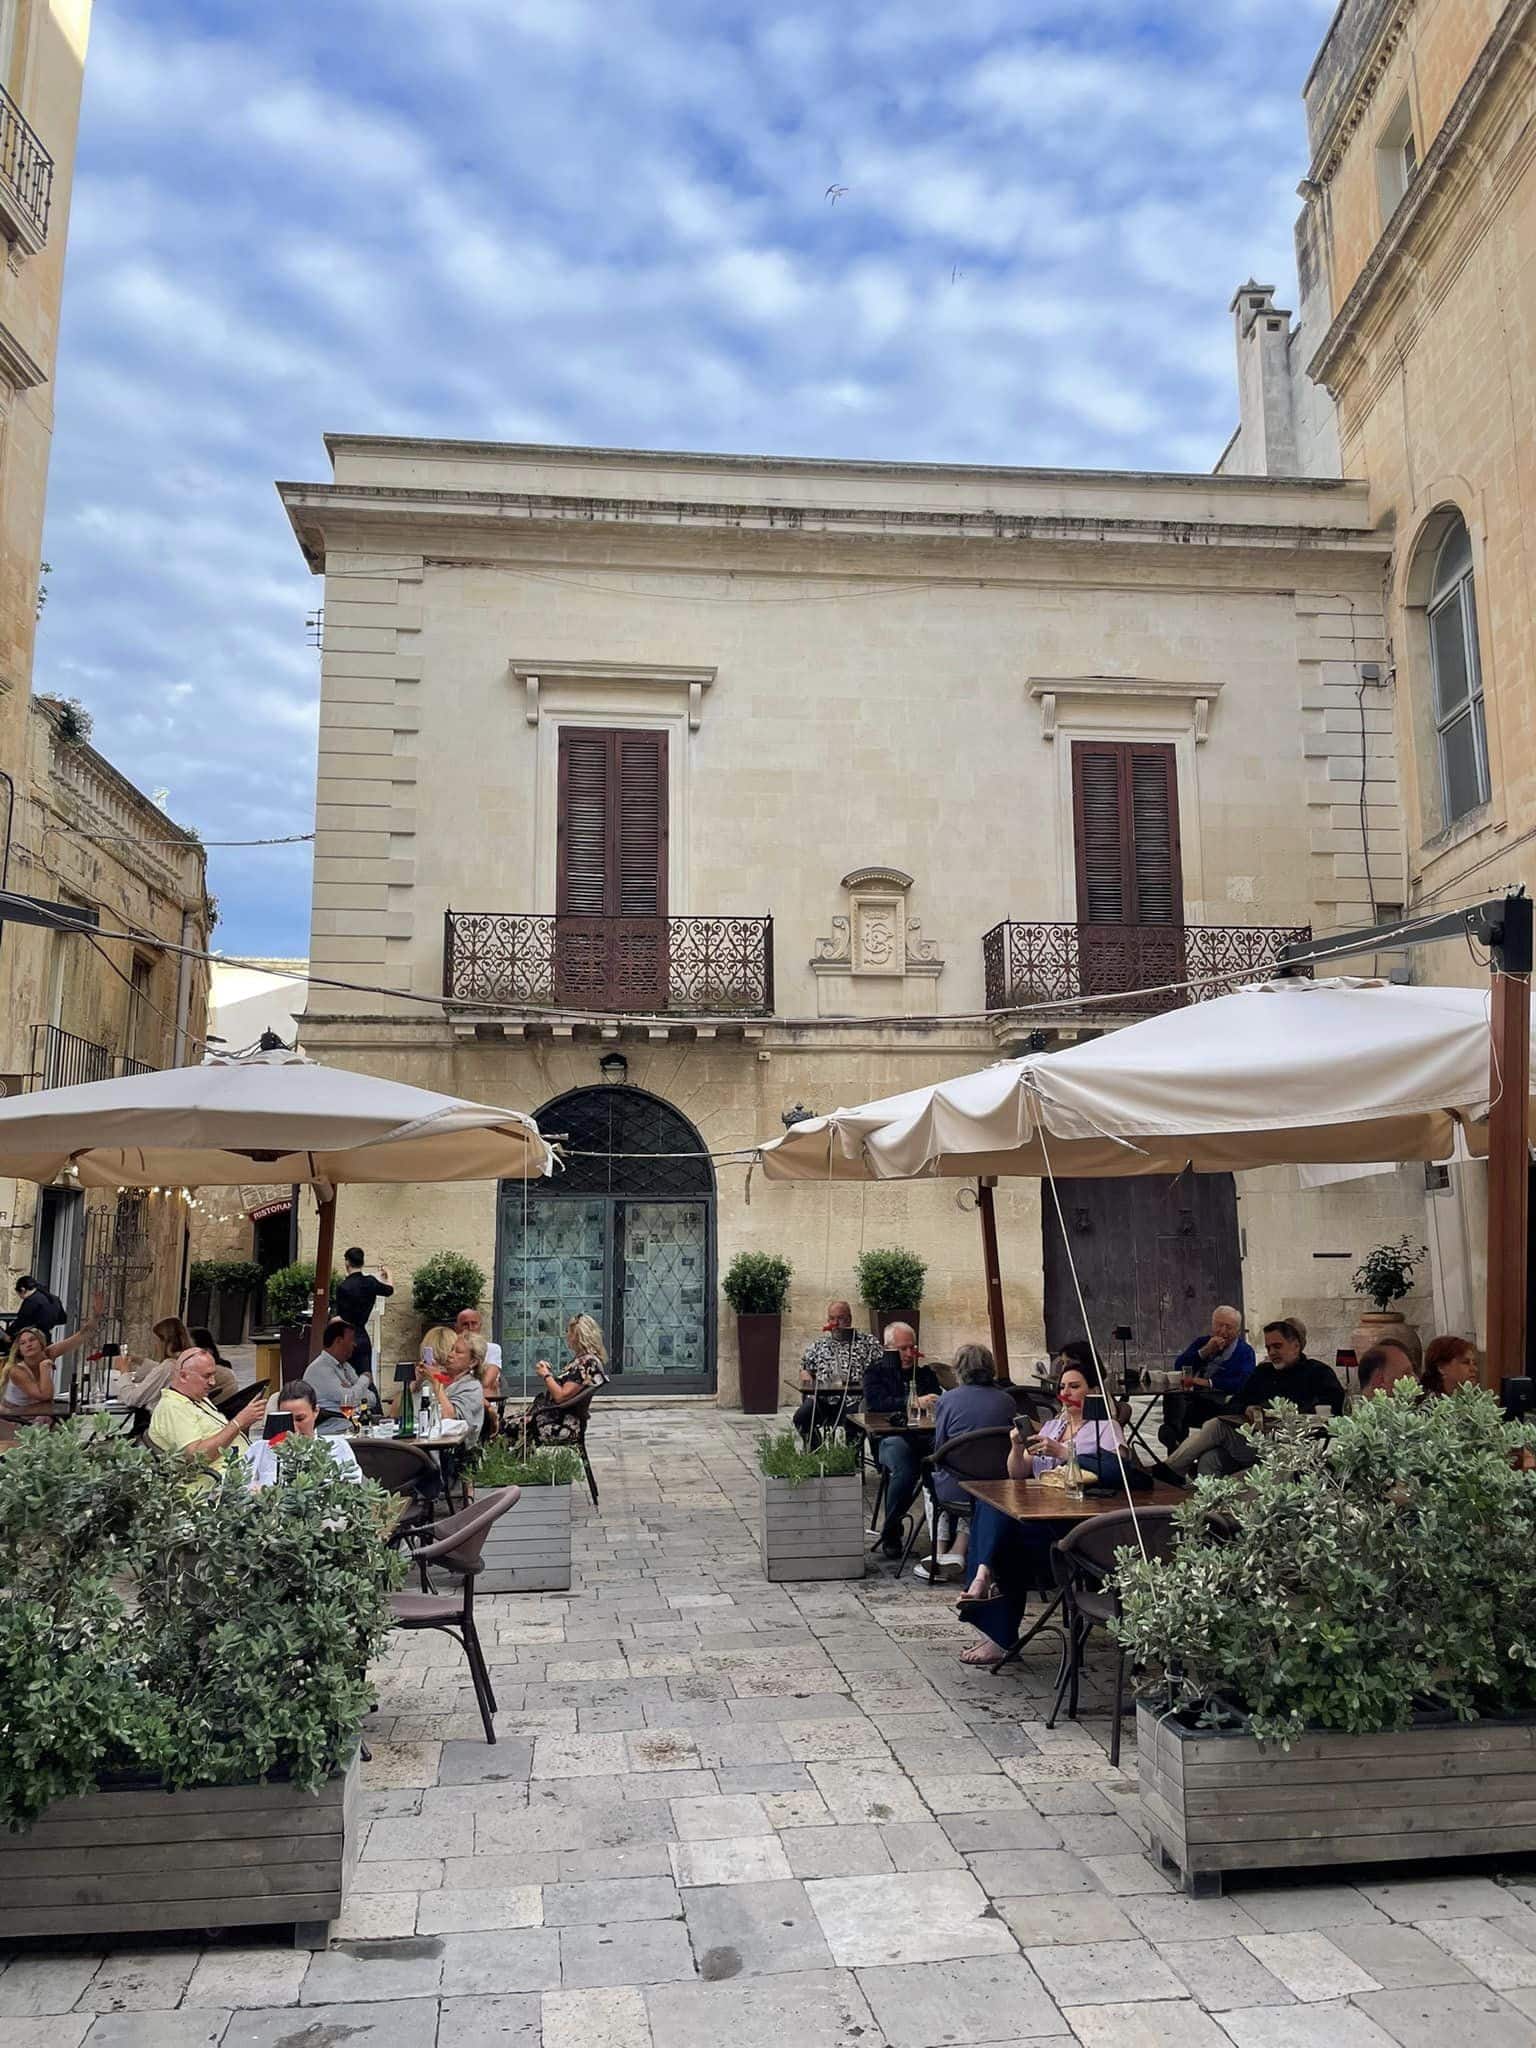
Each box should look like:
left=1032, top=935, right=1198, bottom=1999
left=414, top=1324, right=487, bottom=1443
left=505, top=1312, right=608, bottom=1453
left=0, top=1319, right=92, bottom=1428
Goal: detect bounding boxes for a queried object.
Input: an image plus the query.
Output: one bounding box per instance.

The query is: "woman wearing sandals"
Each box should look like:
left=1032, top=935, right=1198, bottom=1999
left=956, top=1357, right=1126, bottom=1667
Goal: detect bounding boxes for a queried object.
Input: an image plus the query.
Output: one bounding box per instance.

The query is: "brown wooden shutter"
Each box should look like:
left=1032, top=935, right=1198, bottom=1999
left=556, top=730, right=612, bottom=915
left=615, top=730, right=668, bottom=917
left=555, top=728, right=669, bottom=1010
left=1071, top=741, right=1182, bottom=928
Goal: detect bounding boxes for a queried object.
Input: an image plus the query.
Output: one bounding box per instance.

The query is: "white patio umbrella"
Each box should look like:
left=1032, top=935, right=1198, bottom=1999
left=0, top=1049, right=553, bottom=1342
left=757, top=979, right=1511, bottom=1182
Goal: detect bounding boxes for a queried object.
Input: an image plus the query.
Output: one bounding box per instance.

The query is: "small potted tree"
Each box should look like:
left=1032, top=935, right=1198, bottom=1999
left=471, top=1443, right=581, bottom=1591
left=186, top=1259, right=218, bottom=1330
left=756, top=1429, right=864, bottom=1582
left=0, top=1421, right=400, bottom=1943
left=723, top=1251, right=792, bottom=1415
left=1350, top=1234, right=1427, bottom=1362
left=1116, top=1387, right=1536, bottom=1895
left=266, top=1261, right=326, bottom=1378
left=857, top=1246, right=927, bottom=1344
left=412, top=1250, right=486, bottom=1331
left=213, top=1259, right=264, bottom=1346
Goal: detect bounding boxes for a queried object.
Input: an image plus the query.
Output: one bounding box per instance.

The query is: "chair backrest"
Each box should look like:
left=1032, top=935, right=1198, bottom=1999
left=934, top=1426, right=1015, bottom=1482
left=1060, top=1506, right=1179, bottom=1579
left=351, top=1438, right=439, bottom=1493
left=562, top=1388, right=596, bottom=1435
left=217, top=1384, right=266, bottom=1421
left=418, top=1485, right=520, bottom=1574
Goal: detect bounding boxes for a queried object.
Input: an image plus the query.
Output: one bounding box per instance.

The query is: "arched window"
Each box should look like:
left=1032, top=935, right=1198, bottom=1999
left=1427, top=518, right=1489, bottom=823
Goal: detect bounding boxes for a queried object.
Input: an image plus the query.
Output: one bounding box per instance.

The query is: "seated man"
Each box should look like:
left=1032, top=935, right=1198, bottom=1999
left=247, top=1381, right=364, bottom=1485
left=1155, top=1318, right=1345, bottom=1482
left=304, top=1317, right=364, bottom=1435
left=1357, top=1339, right=1420, bottom=1399
left=1158, top=1303, right=1255, bottom=1447
left=147, top=1347, right=267, bottom=1488
left=793, top=1299, right=882, bottom=1445
left=863, top=1322, right=943, bottom=1560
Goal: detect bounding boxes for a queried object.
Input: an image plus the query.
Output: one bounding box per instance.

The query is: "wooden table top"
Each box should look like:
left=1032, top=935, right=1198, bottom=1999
left=960, top=1477, right=1186, bottom=1522
left=858, top=1411, right=936, bottom=1438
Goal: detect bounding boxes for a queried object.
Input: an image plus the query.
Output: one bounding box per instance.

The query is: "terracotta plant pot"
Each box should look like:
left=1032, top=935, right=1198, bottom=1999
left=1352, top=1311, right=1420, bottom=1365
left=736, top=1313, right=782, bottom=1414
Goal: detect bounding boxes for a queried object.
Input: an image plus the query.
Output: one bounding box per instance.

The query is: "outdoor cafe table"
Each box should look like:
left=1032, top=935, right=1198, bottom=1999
left=958, top=1476, right=1186, bottom=1669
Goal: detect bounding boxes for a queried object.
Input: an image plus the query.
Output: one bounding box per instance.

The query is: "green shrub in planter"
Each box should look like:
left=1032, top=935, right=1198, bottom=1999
left=0, top=1422, right=403, bottom=1829
left=722, top=1252, right=792, bottom=1315
left=856, top=1247, right=926, bottom=1310
left=189, top=1259, right=222, bottom=1295
left=1114, top=1383, right=1536, bottom=1746
left=754, top=1428, right=860, bottom=1485
left=264, top=1261, right=336, bottom=1328
left=474, top=1443, right=583, bottom=1491
left=219, top=1259, right=264, bottom=1299
left=411, top=1250, right=486, bottom=1328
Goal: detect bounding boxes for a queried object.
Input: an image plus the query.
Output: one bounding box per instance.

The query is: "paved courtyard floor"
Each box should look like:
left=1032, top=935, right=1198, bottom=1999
left=5, top=1402, right=1536, bottom=2046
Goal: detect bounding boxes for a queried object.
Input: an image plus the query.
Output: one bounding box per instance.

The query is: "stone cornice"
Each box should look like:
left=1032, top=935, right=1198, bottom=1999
left=1309, top=0, right=1536, bottom=391
left=279, top=480, right=1385, bottom=574
left=1305, top=0, right=1418, bottom=185
left=0, top=317, right=46, bottom=395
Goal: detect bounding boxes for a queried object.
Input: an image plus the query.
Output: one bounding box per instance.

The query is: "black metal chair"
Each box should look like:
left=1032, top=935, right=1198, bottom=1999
left=562, top=1389, right=601, bottom=1508
left=1047, top=1506, right=1179, bottom=1765
left=897, top=1426, right=1015, bottom=1581
left=351, top=1437, right=441, bottom=1540
left=390, top=1485, right=520, bottom=1744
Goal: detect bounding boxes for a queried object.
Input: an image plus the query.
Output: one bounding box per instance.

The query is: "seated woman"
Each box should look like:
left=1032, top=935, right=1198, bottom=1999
left=915, top=1342, right=1019, bottom=1581
left=956, top=1361, right=1126, bottom=1666
left=1421, top=1334, right=1479, bottom=1396
left=0, top=1320, right=93, bottom=1433
left=503, top=1313, right=609, bottom=1454
left=246, top=1380, right=364, bottom=1485
left=119, top=1316, right=238, bottom=1410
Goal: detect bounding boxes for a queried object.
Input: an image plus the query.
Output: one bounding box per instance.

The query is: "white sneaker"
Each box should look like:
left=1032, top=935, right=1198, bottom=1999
left=937, top=1551, right=967, bottom=1568
left=912, top=1559, right=946, bottom=1582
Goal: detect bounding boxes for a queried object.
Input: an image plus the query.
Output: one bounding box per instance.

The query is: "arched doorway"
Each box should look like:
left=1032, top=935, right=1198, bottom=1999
left=496, top=1087, right=716, bottom=1395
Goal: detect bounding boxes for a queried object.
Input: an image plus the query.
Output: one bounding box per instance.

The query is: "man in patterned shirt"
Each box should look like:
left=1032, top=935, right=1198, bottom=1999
left=792, top=1299, right=882, bottom=1446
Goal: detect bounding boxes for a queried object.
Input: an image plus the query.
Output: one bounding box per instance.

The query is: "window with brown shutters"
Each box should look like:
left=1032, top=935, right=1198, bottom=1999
left=555, top=728, right=669, bottom=1008
left=1070, top=742, right=1184, bottom=1002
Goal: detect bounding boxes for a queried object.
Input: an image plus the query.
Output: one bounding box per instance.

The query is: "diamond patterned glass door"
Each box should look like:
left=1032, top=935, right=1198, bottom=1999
left=496, top=1194, right=609, bottom=1393
left=615, top=1200, right=710, bottom=1384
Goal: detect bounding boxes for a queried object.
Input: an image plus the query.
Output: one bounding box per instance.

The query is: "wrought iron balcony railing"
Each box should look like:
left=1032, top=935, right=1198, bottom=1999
left=982, top=920, right=1312, bottom=1017
left=0, top=83, right=53, bottom=248
left=31, top=1026, right=161, bottom=1091
left=444, top=911, right=774, bottom=1017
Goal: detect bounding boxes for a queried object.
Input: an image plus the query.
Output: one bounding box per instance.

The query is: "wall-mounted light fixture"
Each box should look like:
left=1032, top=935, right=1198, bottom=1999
left=781, top=1102, right=815, bottom=1128
left=599, top=1051, right=629, bottom=1085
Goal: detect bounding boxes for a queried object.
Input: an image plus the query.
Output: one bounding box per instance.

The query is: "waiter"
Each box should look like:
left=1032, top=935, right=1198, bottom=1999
left=331, top=1246, right=393, bottom=1382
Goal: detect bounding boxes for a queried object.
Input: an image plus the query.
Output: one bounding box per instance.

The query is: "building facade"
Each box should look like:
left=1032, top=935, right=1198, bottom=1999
left=278, top=437, right=1432, bottom=1398
left=0, top=697, right=211, bottom=1355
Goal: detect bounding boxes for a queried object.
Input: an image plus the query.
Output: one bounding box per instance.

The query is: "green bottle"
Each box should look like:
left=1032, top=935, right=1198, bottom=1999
left=398, top=1378, right=416, bottom=1439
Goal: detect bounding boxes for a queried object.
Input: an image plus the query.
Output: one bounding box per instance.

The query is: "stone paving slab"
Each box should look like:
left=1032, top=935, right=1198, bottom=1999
left=8, top=1403, right=1536, bottom=2047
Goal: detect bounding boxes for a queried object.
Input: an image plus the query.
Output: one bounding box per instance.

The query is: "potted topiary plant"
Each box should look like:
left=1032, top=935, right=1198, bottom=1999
left=471, top=1443, right=582, bottom=1592
left=265, top=1261, right=334, bottom=1378
left=1350, top=1233, right=1427, bottom=1363
left=186, top=1258, right=218, bottom=1330
left=411, top=1250, right=486, bottom=1331
left=0, top=1421, right=401, bottom=1943
left=1116, top=1386, right=1536, bottom=1895
left=213, top=1258, right=264, bottom=1346
left=856, top=1246, right=927, bottom=1344
left=755, top=1429, right=864, bottom=1582
left=723, top=1251, right=792, bottom=1415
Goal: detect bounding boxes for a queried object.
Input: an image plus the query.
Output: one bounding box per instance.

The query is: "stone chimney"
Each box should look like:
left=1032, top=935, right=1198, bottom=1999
left=1229, top=281, right=1300, bottom=478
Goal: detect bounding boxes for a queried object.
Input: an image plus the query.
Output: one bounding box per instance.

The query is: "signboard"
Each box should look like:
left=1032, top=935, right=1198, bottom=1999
left=247, top=1198, right=294, bottom=1223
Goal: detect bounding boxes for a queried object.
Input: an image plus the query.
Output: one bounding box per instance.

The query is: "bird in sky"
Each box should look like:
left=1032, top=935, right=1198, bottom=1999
left=825, top=183, right=849, bottom=204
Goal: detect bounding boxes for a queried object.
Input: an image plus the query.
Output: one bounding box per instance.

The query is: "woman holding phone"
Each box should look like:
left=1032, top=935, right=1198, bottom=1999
left=503, top=1313, right=609, bottom=1454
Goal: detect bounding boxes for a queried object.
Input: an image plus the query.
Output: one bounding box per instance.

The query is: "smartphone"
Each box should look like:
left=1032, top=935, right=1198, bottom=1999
left=422, top=1346, right=435, bottom=1368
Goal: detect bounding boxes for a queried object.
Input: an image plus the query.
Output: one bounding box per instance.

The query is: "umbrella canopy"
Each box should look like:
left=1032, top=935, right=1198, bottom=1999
left=759, top=979, right=1511, bottom=1182
left=0, top=1050, right=552, bottom=1188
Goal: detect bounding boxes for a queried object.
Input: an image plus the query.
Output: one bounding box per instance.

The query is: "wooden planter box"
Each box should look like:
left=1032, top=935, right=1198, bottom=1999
left=760, top=1474, right=865, bottom=1582
left=478, top=1484, right=572, bottom=1592
left=1138, top=1703, right=1536, bottom=1896
left=0, top=1751, right=360, bottom=1946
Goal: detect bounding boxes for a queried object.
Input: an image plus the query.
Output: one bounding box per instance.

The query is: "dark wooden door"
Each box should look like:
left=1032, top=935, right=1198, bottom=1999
left=555, top=728, right=668, bottom=1009
left=1041, top=1173, right=1242, bottom=1374
left=1071, top=741, right=1185, bottom=1004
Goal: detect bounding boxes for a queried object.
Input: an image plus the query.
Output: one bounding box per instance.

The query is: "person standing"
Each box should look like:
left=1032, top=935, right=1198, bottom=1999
left=8, top=1274, right=65, bottom=1343
left=332, top=1247, right=393, bottom=1382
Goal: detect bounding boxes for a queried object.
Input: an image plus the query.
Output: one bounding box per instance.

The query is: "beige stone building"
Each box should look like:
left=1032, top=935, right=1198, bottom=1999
left=277, top=437, right=1432, bottom=1399
left=0, top=698, right=211, bottom=1356
left=1220, top=0, right=1536, bottom=1344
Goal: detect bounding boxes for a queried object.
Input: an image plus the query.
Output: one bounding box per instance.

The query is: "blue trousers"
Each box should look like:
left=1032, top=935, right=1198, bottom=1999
left=875, top=1434, right=921, bottom=1543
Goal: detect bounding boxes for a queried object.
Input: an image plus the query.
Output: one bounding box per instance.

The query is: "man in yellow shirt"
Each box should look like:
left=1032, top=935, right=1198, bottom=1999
left=148, top=1348, right=267, bottom=1485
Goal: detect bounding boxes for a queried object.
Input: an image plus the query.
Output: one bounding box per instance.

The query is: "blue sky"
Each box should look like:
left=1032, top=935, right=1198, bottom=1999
left=37, top=0, right=1336, bottom=961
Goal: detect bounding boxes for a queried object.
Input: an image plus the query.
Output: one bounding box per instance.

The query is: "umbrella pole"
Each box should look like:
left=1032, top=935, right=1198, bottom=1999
left=977, top=1176, right=1012, bottom=1384
left=1487, top=959, right=1531, bottom=1386
left=310, top=1188, right=338, bottom=1363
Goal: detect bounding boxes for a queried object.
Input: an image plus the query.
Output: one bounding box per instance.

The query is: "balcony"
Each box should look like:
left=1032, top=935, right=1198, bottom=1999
left=32, top=1026, right=159, bottom=1092
left=443, top=912, right=774, bottom=1019
left=982, top=920, right=1312, bottom=1019
left=0, top=83, right=53, bottom=252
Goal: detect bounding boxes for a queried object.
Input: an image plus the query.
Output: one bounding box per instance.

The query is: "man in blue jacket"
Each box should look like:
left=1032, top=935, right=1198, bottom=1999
left=1158, top=1304, right=1255, bottom=1447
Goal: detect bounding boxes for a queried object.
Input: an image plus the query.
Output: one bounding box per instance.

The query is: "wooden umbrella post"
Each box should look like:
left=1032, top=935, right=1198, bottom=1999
left=1486, top=896, right=1533, bottom=1383
left=309, top=1186, right=338, bottom=1363
left=977, top=1176, right=1012, bottom=1384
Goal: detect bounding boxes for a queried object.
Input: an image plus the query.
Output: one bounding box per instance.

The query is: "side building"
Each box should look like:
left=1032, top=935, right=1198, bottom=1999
left=278, top=437, right=1433, bottom=1400
left=0, top=697, right=211, bottom=1354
